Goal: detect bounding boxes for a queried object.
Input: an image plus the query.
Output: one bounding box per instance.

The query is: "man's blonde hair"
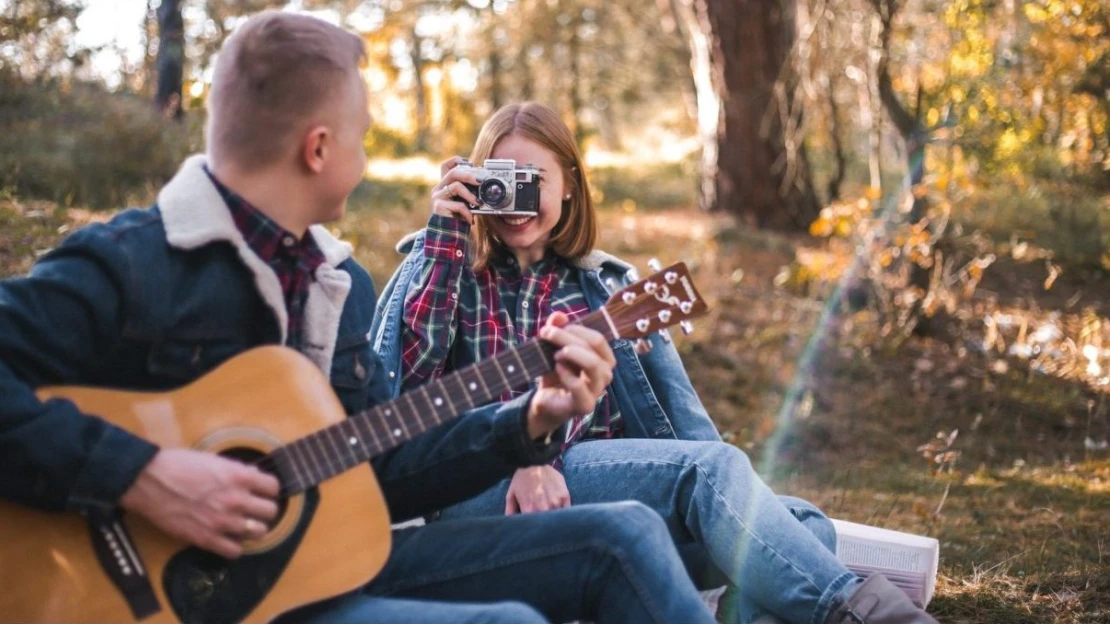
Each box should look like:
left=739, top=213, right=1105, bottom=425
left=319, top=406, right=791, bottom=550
left=206, top=11, right=365, bottom=170
left=469, top=102, right=598, bottom=270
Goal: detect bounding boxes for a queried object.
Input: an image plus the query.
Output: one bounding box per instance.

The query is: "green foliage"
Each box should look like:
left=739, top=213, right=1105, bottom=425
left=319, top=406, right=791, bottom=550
left=589, top=159, right=697, bottom=209
left=0, top=74, right=200, bottom=208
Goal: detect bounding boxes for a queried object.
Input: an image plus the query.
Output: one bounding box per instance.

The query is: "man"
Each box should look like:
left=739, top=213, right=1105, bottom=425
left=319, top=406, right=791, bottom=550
left=0, top=11, right=714, bottom=624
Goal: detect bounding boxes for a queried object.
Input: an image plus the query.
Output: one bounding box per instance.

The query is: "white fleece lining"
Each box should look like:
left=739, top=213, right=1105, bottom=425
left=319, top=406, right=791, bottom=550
left=157, top=154, right=354, bottom=374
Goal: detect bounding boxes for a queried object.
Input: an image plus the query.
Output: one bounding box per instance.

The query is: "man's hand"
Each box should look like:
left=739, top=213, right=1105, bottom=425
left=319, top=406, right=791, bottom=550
left=119, top=449, right=280, bottom=559
left=505, top=465, right=571, bottom=515
left=527, top=311, right=616, bottom=439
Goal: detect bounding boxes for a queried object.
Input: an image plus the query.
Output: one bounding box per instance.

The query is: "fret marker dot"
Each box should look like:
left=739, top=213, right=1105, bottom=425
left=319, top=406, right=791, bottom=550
left=349, top=437, right=358, bottom=446
left=434, top=397, right=443, bottom=406
left=507, top=365, right=516, bottom=373
left=393, top=428, right=402, bottom=437
left=469, top=382, right=478, bottom=391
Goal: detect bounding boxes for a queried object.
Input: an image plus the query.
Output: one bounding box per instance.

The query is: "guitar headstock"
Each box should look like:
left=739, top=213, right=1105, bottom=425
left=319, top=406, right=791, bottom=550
left=602, top=261, right=708, bottom=340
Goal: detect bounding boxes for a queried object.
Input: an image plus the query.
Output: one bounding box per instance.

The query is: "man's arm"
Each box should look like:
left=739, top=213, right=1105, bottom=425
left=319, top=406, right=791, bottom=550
left=0, top=233, right=157, bottom=511
left=0, top=227, right=278, bottom=559
left=370, top=315, right=615, bottom=522
left=370, top=391, right=559, bottom=522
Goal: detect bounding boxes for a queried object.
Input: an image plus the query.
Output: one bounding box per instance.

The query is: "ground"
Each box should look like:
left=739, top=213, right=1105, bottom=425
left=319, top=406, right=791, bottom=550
left=1, top=193, right=1107, bottom=624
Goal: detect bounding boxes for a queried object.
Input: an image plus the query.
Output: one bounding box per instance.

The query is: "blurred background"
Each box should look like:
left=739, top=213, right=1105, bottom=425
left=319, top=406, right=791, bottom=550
left=1, top=0, right=1108, bottom=621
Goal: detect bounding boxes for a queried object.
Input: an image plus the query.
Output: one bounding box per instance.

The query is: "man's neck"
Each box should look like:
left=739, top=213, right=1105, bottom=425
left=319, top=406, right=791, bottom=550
left=209, top=159, right=313, bottom=238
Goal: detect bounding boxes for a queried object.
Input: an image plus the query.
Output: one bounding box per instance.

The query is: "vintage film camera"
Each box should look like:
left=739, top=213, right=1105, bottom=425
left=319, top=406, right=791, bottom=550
left=454, top=159, right=541, bottom=216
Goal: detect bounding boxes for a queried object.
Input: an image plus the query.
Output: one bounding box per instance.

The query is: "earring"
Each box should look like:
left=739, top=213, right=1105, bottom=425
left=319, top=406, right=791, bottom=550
left=563, top=194, right=571, bottom=201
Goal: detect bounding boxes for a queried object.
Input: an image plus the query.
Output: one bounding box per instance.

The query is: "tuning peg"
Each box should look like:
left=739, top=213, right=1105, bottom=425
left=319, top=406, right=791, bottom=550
left=622, top=292, right=635, bottom=304
left=606, top=278, right=619, bottom=292
left=680, top=320, right=694, bottom=335
left=657, top=328, right=672, bottom=343
left=664, top=271, right=678, bottom=284
left=658, top=310, right=671, bottom=323
left=647, top=258, right=662, bottom=272
left=643, top=282, right=658, bottom=294
left=680, top=301, right=693, bottom=314
left=633, top=339, right=653, bottom=355
left=636, top=318, right=650, bottom=333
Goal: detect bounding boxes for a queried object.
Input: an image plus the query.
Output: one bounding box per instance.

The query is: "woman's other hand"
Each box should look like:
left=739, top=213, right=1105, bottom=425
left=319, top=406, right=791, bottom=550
left=505, top=465, right=571, bottom=515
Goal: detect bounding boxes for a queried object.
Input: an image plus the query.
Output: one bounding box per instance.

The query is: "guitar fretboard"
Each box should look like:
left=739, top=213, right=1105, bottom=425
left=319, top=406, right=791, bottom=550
left=268, top=312, right=614, bottom=495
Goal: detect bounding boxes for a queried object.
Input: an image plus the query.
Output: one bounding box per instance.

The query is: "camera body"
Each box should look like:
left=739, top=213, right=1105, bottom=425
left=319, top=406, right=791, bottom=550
left=454, top=158, right=541, bottom=216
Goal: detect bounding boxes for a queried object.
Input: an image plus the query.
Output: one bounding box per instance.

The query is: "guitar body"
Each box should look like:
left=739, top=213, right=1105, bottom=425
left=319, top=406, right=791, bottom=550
left=0, top=347, right=392, bottom=623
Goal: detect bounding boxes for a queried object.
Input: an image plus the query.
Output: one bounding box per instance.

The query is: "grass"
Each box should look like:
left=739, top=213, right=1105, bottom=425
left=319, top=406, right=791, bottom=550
left=2, top=179, right=1109, bottom=623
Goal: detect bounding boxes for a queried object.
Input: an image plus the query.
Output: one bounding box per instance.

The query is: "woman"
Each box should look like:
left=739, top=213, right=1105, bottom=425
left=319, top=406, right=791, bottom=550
left=370, top=102, right=935, bottom=624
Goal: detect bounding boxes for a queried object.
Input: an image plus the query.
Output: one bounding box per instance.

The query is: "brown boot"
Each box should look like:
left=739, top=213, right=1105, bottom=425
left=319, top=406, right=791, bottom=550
left=826, top=575, right=939, bottom=623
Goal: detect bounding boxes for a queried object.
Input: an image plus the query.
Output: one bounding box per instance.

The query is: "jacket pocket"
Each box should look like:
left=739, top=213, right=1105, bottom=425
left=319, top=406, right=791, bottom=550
left=331, top=333, right=383, bottom=414
left=146, top=336, right=248, bottom=382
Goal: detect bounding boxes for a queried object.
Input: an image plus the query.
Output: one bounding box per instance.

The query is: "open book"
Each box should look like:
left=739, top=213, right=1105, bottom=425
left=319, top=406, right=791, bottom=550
left=830, top=519, right=940, bottom=607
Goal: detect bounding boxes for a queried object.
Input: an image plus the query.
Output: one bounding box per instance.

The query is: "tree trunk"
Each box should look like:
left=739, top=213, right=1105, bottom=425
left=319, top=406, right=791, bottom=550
left=567, top=10, right=585, bottom=149
left=487, top=6, right=504, bottom=112
left=155, top=0, right=184, bottom=119
left=692, top=0, right=819, bottom=229
left=675, top=0, right=719, bottom=212
left=410, top=26, right=429, bottom=152
left=825, top=73, right=847, bottom=202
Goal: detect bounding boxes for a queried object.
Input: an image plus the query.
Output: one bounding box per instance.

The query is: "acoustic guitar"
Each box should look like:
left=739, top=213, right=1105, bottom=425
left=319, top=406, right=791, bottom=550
left=0, top=261, right=707, bottom=623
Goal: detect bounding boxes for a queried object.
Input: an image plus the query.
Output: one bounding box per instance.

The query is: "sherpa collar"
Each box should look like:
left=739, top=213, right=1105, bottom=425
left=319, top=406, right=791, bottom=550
left=158, top=155, right=352, bottom=266
left=156, top=154, right=354, bottom=373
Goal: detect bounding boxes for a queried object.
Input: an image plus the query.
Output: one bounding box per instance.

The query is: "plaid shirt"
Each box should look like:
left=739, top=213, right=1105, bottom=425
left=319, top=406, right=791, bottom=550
left=401, top=215, right=623, bottom=464
left=206, top=168, right=325, bottom=352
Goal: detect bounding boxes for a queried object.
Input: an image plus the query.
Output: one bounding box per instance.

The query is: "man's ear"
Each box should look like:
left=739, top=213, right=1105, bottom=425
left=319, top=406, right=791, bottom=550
left=302, top=125, right=330, bottom=174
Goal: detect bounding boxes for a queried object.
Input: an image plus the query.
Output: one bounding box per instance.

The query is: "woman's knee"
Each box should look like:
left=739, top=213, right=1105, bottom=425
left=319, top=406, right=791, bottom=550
left=590, top=501, right=670, bottom=547
left=777, top=495, right=837, bottom=552
left=693, top=441, right=755, bottom=479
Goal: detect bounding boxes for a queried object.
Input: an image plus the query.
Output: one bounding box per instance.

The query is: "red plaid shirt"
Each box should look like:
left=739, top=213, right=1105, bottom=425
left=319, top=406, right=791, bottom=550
left=206, top=168, right=325, bottom=352
left=401, top=215, right=623, bottom=466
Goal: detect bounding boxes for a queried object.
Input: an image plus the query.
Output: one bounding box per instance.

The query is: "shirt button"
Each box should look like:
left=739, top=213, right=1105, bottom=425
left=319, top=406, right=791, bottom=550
left=388, top=371, right=396, bottom=379
left=282, top=236, right=295, bottom=247
left=521, top=301, right=529, bottom=309
left=454, top=249, right=464, bottom=258
left=450, top=292, right=458, bottom=300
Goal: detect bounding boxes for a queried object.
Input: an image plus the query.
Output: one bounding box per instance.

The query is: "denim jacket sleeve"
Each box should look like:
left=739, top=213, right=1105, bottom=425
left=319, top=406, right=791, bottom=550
left=597, top=264, right=721, bottom=442
left=638, top=334, right=721, bottom=442
left=368, top=390, right=561, bottom=522
left=0, top=227, right=159, bottom=512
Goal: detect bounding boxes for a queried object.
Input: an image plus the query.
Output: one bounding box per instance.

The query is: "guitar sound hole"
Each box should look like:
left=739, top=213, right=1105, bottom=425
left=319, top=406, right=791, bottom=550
left=218, top=447, right=288, bottom=527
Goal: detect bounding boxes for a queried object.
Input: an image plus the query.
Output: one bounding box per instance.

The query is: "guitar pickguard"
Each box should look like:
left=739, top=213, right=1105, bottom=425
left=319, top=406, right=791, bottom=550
left=163, top=488, right=320, bottom=624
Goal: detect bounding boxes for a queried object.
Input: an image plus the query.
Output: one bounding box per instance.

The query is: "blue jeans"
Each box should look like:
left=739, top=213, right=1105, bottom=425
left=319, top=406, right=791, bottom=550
left=281, top=502, right=715, bottom=624
left=438, top=440, right=863, bottom=624
left=283, top=596, right=547, bottom=623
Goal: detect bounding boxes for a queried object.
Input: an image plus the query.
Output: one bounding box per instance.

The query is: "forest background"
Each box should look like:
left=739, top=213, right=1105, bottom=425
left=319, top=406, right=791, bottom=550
left=2, top=0, right=1109, bottom=621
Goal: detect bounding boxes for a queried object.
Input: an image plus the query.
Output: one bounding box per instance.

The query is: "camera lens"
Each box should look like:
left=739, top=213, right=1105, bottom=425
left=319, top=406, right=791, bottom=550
left=479, top=179, right=508, bottom=208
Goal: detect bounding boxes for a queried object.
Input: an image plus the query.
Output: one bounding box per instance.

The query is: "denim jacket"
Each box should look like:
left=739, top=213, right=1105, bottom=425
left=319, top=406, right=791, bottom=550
left=0, top=156, right=552, bottom=523
left=370, top=227, right=721, bottom=443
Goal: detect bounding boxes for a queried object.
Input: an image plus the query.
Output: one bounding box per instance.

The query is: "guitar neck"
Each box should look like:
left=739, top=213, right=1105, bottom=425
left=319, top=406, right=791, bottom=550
left=271, top=311, right=616, bottom=494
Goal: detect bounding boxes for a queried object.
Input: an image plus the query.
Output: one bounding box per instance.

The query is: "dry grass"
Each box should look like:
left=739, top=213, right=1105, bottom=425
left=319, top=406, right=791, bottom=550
left=2, top=192, right=1108, bottom=623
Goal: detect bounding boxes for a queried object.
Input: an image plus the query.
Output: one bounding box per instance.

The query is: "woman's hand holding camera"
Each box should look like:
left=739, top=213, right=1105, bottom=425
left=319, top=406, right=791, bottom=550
left=430, top=156, right=478, bottom=226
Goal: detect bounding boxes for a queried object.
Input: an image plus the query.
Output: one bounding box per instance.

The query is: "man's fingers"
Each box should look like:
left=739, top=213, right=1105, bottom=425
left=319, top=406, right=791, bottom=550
left=236, top=493, right=279, bottom=523
left=204, top=534, right=243, bottom=560
left=505, top=492, right=520, bottom=516
left=555, top=346, right=613, bottom=393
left=236, top=465, right=280, bottom=498
left=559, top=325, right=617, bottom=368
